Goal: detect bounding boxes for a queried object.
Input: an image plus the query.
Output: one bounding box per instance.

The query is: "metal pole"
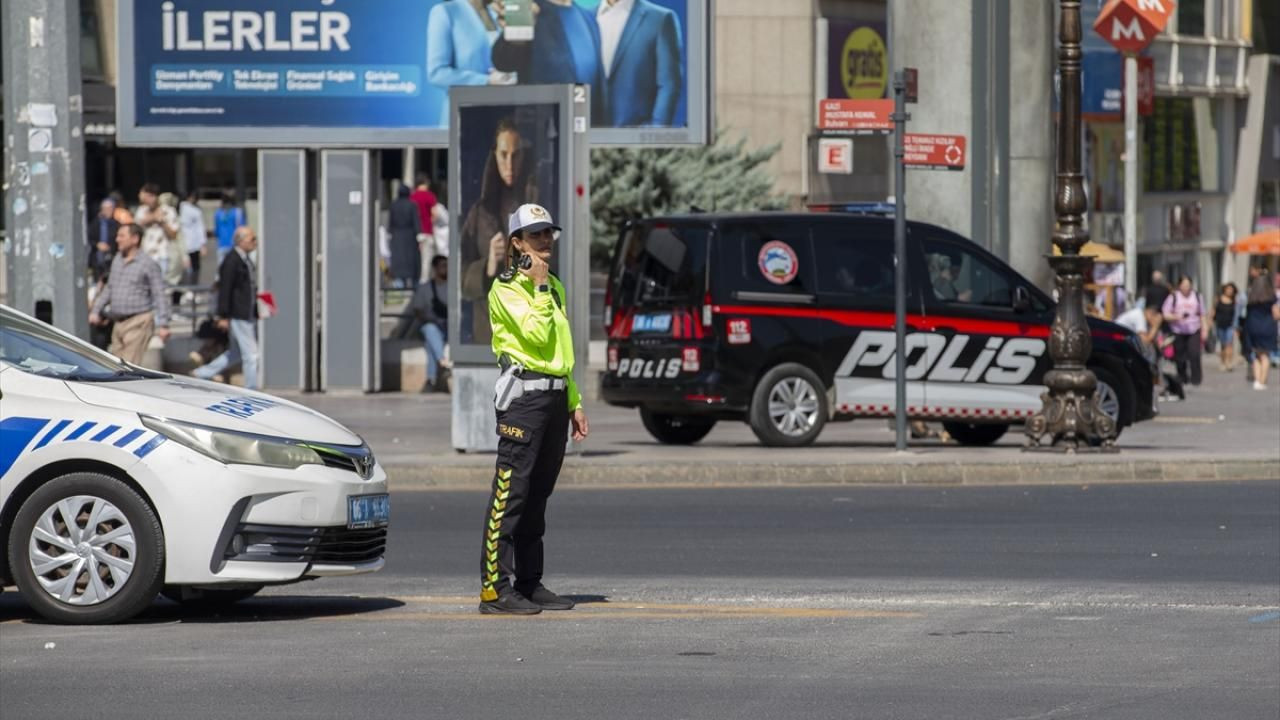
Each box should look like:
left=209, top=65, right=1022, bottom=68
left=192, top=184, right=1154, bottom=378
left=1025, top=0, right=1118, bottom=451
left=1123, top=53, right=1139, bottom=300
left=892, top=70, right=908, bottom=452
left=3, top=0, right=88, bottom=335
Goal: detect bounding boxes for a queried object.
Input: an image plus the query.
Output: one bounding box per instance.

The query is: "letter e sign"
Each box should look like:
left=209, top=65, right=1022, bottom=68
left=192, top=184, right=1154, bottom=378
left=818, top=138, right=853, bottom=174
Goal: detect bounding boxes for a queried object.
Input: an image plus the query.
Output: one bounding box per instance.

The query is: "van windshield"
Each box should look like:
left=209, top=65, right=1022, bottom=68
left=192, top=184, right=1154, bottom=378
left=611, top=223, right=710, bottom=306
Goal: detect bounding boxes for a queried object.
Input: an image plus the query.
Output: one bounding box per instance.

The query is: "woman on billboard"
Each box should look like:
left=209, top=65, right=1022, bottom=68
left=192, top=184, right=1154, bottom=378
left=460, top=117, right=538, bottom=344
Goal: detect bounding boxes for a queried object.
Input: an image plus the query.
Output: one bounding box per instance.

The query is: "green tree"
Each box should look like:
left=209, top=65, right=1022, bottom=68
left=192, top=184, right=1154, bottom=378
left=589, top=131, right=786, bottom=269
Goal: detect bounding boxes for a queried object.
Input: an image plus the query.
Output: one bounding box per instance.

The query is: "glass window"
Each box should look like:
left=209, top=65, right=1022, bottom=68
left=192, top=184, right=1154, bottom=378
left=921, top=235, right=1014, bottom=309
left=812, top=223, right=896, bottom=301
left=0, top=309, right=162, bottom=381
left=1176, top=0, right=1206, bottom=36
left=1143, top=98, right=1202, bottom=193
left=80, top=3, right=105, bottom=79
left=611, top=223, right=710, bottom=306
left=722, top=222, right=816, bottom=297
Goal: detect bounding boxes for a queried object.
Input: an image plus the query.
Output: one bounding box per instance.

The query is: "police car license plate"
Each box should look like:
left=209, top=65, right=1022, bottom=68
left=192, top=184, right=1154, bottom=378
left=631, top=313, right=672, bottom=333
left=347, top=494, right=390, bottom=529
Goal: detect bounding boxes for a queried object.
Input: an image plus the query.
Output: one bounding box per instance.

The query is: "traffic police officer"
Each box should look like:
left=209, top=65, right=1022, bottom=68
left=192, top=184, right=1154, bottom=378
left=479, top=203, right=590, bottom=615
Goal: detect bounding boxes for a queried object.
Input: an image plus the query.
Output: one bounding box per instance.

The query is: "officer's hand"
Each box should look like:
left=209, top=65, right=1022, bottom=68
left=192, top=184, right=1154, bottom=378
left=571, top=408, right=589, bottom=442
left=520, top=250, right=550, bottom=286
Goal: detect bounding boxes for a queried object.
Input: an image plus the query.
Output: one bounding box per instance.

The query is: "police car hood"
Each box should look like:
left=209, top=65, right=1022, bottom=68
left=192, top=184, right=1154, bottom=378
left=68, top=377, right=362, bottom=446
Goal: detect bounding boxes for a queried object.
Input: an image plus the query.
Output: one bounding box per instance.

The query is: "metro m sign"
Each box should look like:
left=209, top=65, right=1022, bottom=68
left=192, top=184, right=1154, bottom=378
left=1093, top=0, right=1175, bottom=54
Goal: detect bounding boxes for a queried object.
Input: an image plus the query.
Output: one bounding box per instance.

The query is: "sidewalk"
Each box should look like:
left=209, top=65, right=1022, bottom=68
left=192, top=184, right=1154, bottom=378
left=277, top=360, right=1280, bottom=488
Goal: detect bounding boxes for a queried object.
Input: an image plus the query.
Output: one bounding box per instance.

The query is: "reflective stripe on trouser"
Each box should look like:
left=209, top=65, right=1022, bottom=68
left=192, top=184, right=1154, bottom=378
left=480, top=388, right=569, bottom=602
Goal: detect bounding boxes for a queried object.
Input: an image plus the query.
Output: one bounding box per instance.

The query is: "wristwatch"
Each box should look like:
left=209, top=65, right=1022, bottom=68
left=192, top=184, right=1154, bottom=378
left=537, top=283, right=550, bottom=293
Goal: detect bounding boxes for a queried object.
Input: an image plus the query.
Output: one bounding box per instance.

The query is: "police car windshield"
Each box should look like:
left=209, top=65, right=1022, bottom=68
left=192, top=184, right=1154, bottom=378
left=0, top=309, right=161, bottom=381
left=612, top=223, right=709, bottom=306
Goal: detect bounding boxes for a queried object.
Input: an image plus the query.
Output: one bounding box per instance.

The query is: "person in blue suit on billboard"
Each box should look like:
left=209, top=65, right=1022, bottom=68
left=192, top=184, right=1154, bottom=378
left=594, top=0, right=683, bottom=127
left=491, top=0, right=602, bottom=87
left=427, top=0, right=517, bottom=123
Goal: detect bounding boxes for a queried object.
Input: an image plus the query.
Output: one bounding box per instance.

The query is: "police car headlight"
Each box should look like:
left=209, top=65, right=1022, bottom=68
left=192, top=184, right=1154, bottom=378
left=141, top=416, right=324, bottom=470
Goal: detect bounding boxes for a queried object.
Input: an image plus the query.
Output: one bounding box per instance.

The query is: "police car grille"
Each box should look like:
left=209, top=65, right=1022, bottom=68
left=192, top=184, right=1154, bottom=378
left=227, top=524, right=386, bottom=564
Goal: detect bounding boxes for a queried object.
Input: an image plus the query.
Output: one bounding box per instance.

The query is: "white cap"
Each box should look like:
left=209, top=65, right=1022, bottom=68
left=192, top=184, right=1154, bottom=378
left=508, top=203, right=561, bottom=237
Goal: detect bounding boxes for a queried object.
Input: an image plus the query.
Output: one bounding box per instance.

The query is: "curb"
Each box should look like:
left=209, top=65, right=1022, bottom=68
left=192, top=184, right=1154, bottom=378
left=387, top=458, right=1280, bottom=489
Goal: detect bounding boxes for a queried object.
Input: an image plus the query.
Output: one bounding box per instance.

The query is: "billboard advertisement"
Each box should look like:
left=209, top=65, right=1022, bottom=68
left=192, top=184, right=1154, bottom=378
left=825, top=20, right=889, bottom=101
left=117, top=0, right=709, bottom=146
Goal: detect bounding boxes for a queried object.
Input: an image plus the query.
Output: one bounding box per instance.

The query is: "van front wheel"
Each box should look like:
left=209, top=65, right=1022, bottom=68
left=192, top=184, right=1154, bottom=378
left=749, top=363, right=828, bottom=447
left=639, top=409, right=717, bottom=445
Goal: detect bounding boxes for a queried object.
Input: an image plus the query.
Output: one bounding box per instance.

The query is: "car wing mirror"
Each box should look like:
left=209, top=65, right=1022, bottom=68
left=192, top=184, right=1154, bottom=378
left=1013, top=286, right=1032, bottom=313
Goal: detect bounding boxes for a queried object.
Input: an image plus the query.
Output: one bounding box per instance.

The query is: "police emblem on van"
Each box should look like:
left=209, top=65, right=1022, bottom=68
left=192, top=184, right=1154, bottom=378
left=757, top=241, right=799, bottom=285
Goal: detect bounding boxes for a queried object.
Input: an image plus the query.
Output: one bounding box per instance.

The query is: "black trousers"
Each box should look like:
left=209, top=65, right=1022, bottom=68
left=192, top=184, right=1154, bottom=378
left=1172, top=332, right=1203, bottom=386
left=480, top=387, right=569, bottom=601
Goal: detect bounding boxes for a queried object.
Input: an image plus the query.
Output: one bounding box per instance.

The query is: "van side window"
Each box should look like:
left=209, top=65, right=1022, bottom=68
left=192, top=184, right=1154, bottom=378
left=812, top=223, right=896, bottom=302
left=725, top=223, right=815, bottom=298
left=921, top=235, right=1014, bottom=308
left=612, top=224, right=710, bottom=305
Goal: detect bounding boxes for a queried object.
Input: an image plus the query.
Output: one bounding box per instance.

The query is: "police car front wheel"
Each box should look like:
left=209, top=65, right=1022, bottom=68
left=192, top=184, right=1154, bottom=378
left=749, top=364, right=829, bottom=447
left=7, top=472, right=165, bottom=624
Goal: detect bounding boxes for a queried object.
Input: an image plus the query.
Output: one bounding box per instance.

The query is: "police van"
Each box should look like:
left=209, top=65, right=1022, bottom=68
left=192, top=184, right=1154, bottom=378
left=601, top=212, right=1156, bottom=447
left=1, top=305, right=389, bottom=623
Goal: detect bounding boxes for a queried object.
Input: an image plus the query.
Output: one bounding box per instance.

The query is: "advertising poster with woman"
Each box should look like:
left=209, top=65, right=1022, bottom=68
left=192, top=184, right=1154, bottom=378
left=456, top=103, right=561, bottom=347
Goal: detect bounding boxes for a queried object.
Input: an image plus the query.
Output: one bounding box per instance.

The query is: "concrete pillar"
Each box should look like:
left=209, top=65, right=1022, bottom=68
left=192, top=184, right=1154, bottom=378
left=1005, top=0, right=1055, bottom=290
left=3, top=0, right=89, bottom=334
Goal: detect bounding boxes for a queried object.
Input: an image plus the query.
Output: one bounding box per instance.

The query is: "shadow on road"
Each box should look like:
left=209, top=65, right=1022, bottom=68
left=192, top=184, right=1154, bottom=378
left=0, top=592, right=404, bottom=625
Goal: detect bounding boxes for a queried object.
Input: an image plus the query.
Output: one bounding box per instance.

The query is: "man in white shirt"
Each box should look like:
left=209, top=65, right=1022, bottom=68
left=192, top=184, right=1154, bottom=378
left=179, top=191, right=209, bottom=286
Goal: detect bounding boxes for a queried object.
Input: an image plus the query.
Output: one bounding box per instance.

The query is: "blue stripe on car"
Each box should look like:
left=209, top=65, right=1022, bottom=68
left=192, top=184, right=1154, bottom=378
left=133, top=434, right=167, bottom=458
left=0, top=417, right=51, bottom=477
left=113, top=429, right=145, bottom=448
left=65, top=421, right=97, bottom=441
left=33, top=419, right=72, bottom=450
left=90, top=425, right=121, bottom=443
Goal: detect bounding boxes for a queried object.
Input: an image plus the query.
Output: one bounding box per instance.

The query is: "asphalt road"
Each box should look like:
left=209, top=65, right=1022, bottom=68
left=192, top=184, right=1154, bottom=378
left=2, top=481, right=1278, bottom=719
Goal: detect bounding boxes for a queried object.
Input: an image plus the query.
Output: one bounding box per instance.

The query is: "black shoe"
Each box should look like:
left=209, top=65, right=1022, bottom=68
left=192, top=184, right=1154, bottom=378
left=479, top=592, right=542, bottom=615
left=522, top=585, right=575, bottom=611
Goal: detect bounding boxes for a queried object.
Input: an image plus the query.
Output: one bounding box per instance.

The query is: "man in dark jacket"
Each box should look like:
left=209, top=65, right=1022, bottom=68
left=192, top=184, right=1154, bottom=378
left=87, top=198, right=121, bottom=284
left=389, top=184, right=423, bottom=289
left=192, top=226, right=260, bottom=389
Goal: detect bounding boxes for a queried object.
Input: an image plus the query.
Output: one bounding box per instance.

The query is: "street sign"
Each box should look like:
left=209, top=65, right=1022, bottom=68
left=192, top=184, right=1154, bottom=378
left=818, top=99, right=893, bottom=133
left=904, top=67, right=918, bottom=104
left=817, top=138, right=853, bottom=174
left=1092, top=0, right=1175, bottom=54
left=903, top=133, right=966, bottom=170
left=1126, top=55, right=1156, bottom=116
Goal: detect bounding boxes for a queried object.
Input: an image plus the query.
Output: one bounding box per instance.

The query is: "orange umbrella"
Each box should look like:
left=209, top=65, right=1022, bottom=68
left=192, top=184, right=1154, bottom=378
left=1230, top=229, right=1280, bottom=255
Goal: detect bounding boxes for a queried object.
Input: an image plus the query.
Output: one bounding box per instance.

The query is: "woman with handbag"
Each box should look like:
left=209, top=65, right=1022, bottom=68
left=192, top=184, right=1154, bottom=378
left=1161, top=276, right=1208, bottom=387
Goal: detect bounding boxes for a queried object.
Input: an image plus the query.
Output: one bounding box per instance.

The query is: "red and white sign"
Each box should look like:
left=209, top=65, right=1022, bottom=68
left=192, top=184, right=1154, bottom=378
left=1092, top=0, right=1175, bottom=54
left=727, top=318, right=752, bottom=345
left=903, top=134, right=966, bottom=170
left=818, top=99, right=893, bottom=132
left=1123, top=55, right=1156, bottom=116
left=682, top=347, right=701, bottom=373
left=817, top=138, right=854, bottom=174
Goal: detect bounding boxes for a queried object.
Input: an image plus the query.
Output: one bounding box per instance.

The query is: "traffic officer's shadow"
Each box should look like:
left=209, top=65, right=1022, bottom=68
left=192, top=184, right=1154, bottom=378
left=0, top=591, right=404, bottom=625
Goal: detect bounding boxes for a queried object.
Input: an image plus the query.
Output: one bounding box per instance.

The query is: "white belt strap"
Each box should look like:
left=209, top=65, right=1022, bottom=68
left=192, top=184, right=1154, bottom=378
left=521, top=377, right=567, bottom=392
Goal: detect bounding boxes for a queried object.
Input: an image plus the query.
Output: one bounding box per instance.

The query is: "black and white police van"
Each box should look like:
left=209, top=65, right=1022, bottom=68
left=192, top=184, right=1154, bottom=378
left=601, top=212, right=1156, bottom=447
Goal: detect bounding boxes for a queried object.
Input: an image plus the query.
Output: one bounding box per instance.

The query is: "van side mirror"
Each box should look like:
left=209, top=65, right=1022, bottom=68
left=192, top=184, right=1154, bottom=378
left=1013, top=286, right=1032, bottom=313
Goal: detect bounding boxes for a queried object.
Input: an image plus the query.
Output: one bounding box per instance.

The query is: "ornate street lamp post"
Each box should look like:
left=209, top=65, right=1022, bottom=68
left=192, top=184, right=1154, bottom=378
left=1025, top=0, right=1118, bottom=451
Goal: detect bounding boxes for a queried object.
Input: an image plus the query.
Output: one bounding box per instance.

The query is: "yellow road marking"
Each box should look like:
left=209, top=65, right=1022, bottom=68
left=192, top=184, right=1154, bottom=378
left=1152, top=416, right=1220, bottom=425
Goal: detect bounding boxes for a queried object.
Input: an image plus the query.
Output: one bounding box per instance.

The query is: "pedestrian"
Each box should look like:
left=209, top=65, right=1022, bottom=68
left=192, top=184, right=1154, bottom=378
left=88, top=223, right=171, bottom=365
left=1143, top=270, right=1171, bottom=313
left=179, top=190, right=208, bottom=287
left=192, top=227, right=261, bottom=390
left=410, top=174, right=439, bottom=272
left=213, top=192, right=246, bottom=266
left=1212, top=282, right=1240, bottom=371
left=1161, top=275, right=1208, bottom=387
left=158, top=192, right=189, bottom=306
left=478, top=203, right=589, bottom=615
left=133, top=184, right=180, bottom=280
left=1116, top=301, right=1183, bottom=401
left=108, top=190, right=134, bottom=225
left=388, top=184, right=423, bottom=289
left=86, top=198, right=120, bottom=286
left=409, top=254, right=451, bottom=392
left=1244, top=264, right=1280, bottom=390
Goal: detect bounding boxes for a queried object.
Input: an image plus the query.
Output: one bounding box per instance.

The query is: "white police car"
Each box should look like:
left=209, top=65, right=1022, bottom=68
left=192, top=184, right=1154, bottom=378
left=0, top=305, right=389, bottom=623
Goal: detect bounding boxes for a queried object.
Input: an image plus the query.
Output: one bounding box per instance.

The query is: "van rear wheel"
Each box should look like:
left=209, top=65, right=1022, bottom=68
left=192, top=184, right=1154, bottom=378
left=749, top=363, right=828, bottom=447
left=639, top=409, right=717, bottom=445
